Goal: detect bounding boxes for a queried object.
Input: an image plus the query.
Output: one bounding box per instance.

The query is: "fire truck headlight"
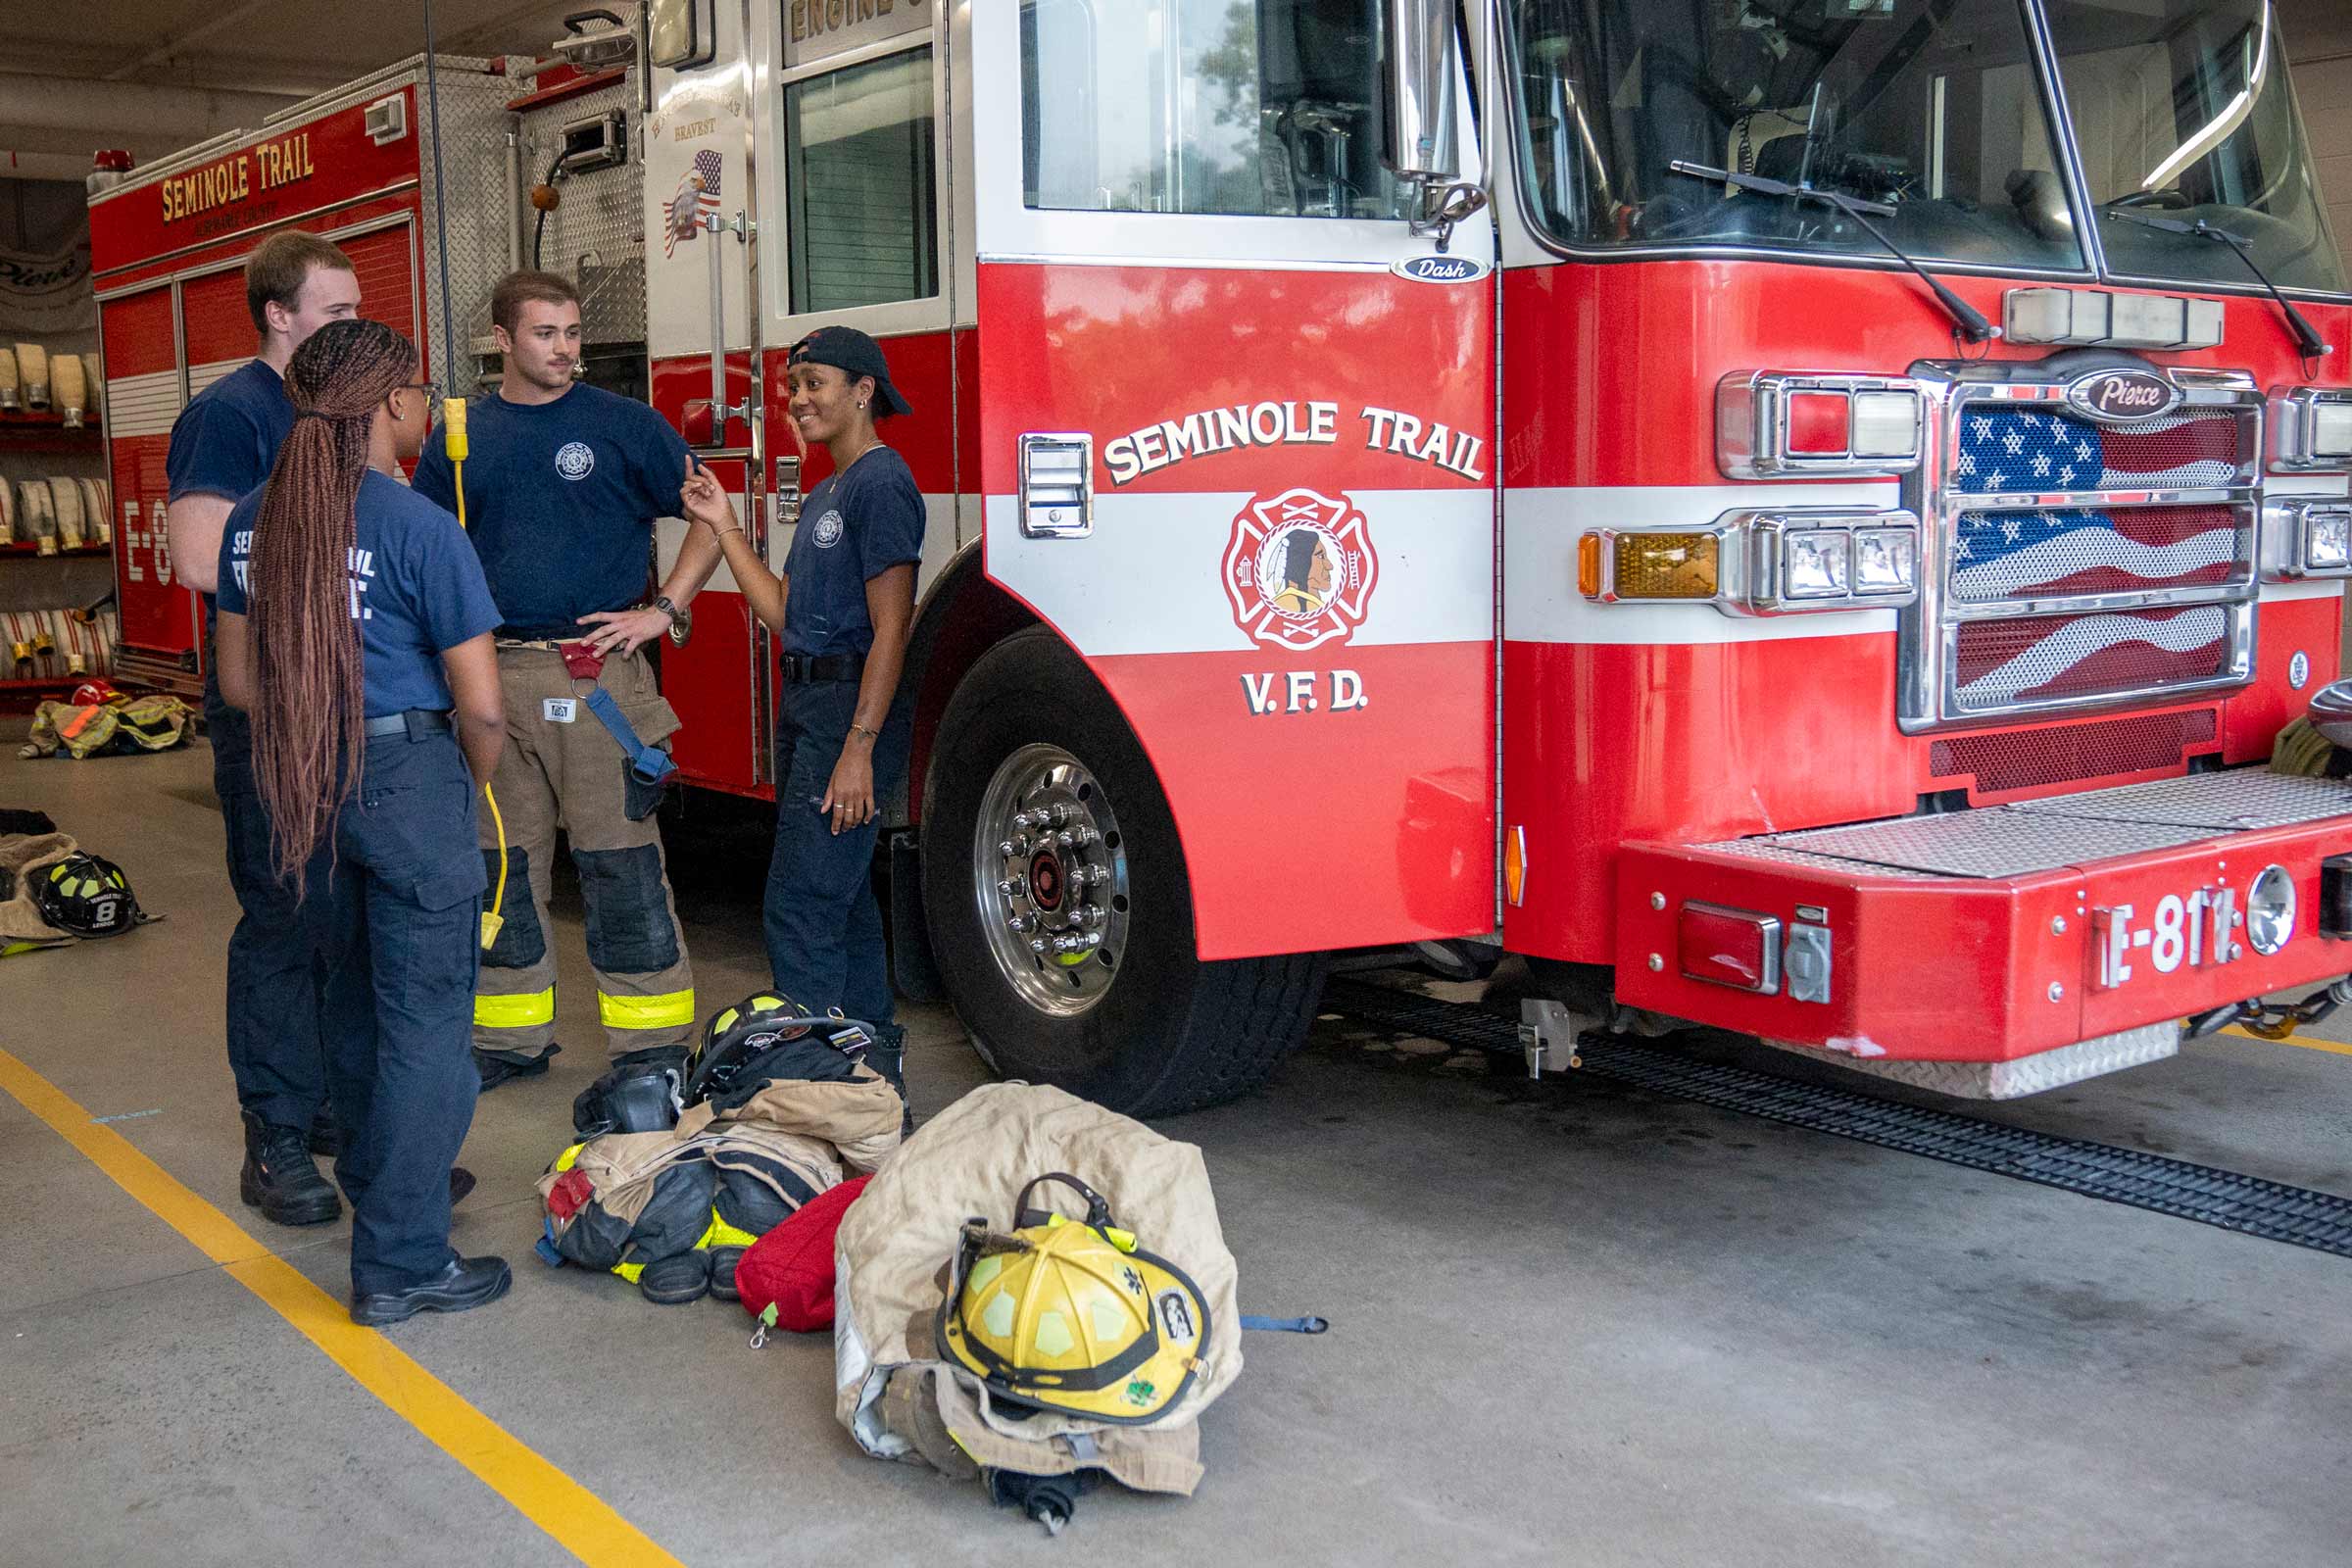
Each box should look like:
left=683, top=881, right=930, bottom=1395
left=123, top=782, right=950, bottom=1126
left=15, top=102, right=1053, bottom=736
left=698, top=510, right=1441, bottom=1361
left=1851, top=527, right=1917, bottom=596
left=2305, top=508, right=2352, bottom=572
left=1850, top=390, right=1922, bottom=461
left=2314, top=402, right=2352, bottom=461
left=1781, top=530, right=1850, bottom=600
left=2246, top=864, right=2296, bottom=956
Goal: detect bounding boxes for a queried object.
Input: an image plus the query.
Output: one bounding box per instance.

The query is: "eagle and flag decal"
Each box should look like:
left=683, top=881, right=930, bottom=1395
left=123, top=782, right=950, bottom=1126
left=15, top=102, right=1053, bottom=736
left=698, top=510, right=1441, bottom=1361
left=662, top=148, right=724, bottom=258
left=1945, top=405, right=2245, bottom=710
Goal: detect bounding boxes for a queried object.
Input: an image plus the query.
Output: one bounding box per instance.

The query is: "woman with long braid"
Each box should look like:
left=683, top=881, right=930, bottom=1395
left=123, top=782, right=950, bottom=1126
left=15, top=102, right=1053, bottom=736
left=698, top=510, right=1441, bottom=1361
left=214, top=318, right=513, bottom=1325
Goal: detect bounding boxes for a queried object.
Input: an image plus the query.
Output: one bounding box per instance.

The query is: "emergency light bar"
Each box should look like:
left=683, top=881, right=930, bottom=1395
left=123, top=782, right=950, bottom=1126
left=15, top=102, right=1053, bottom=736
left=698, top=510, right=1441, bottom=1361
left=1578, top=511, right=1920, bottom=614
left=2270, top=387, right=2352, bottom=472
left=1718, top=371, right=1924, bottom=479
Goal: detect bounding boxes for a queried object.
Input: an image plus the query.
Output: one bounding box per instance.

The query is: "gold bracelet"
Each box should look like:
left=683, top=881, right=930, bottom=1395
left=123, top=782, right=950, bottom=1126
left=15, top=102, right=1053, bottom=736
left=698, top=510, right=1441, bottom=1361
left=848, top=722, right=879, bottom=742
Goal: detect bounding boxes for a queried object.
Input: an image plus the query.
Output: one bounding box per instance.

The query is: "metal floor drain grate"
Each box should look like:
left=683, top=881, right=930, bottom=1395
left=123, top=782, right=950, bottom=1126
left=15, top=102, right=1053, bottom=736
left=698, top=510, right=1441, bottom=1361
left=1321, top=979, right=2352, bottom=1258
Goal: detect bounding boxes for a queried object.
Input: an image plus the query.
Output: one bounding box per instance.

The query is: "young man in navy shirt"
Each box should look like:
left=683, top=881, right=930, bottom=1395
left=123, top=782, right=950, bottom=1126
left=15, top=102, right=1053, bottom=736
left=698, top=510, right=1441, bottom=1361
left=412, top=270, right=722, bottom=1088
left=163, top=230, right=359, bottom=1227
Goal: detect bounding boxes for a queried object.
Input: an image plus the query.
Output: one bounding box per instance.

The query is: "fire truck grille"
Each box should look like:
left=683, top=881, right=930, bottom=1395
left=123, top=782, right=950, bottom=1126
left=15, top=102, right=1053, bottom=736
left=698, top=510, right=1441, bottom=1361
left=1950, top=606, right=2232, bottom=712
left=1948, top=407, right=2241, bottom=495
left=1929, top=709, right=2218, bottom=797
left=1907, top=377, right=2262, bottom=732
left=1947, top=504, right=2246, bottom=604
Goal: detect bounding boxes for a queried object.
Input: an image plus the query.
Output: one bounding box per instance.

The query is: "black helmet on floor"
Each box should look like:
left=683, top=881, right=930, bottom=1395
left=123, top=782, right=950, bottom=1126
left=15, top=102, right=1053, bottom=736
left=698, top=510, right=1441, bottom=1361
left=572, top=1052, right=686, bottom=1139
left=685, top=991, right=875, bottom=1105
left=31, top=852, right=139, bottom=936
left=686, top=993, right=813, bottom=1103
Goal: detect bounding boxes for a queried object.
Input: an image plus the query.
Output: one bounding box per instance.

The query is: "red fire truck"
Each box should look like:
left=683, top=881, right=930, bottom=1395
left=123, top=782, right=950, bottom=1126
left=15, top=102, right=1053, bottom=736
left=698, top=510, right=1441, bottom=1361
left=641, top=0, right=2352, bottom=1111
left=99, top=1, right=2352, bottom=1117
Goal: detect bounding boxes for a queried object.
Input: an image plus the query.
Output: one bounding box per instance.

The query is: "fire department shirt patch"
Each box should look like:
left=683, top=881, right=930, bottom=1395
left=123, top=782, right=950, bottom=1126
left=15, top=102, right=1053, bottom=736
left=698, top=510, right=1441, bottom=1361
left=810, top=510, right=845, bottom=548
left=1222, top=486, right=1377, bottom=652
left=555, top=441, right=596, bottom=481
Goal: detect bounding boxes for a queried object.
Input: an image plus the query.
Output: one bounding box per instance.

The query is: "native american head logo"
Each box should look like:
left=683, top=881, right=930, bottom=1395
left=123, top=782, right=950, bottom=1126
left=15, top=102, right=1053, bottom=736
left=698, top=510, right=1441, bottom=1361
left=1222, top=487, right=1377, bottom=652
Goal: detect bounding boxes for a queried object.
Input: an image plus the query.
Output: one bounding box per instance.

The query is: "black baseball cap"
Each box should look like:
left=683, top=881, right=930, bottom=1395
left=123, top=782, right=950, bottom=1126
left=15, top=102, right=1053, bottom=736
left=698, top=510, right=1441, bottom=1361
left=787, top=325, right=912, bottom=417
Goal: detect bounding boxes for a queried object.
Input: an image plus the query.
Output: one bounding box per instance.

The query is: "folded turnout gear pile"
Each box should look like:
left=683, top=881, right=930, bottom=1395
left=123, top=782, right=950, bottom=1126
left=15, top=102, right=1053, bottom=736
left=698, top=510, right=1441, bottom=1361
left=21, top=690, right=191, bottom=760
left=2274, top=679, right=2352, bottom=778
left=537, top=992, right=902, bottom=1306
left=834, top=1082, right=1244, bottom=1532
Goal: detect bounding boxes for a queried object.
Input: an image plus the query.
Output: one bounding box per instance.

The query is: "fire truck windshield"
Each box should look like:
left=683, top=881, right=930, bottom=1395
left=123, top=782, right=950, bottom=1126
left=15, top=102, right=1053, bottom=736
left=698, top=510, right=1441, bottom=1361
left=1021, top=0, right=1415, bottom=220
left=2049, top=0, right=2348, bottom=296
left=1508, top=0, right=2083, bottom=270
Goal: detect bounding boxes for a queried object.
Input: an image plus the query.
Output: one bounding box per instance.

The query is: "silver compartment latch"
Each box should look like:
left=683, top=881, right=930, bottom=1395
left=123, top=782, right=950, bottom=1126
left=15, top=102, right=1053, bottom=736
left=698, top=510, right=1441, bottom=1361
left=1019, top=433, right=1094, bottom=539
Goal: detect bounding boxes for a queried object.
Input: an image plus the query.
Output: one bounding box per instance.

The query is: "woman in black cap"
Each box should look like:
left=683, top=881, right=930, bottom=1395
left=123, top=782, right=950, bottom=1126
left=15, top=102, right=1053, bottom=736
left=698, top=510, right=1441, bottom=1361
left=679, top=325, right=920, bottom=1099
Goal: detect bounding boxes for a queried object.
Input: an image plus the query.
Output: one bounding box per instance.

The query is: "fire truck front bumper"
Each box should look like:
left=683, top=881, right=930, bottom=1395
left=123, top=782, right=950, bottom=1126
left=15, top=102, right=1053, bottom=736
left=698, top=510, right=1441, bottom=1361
left=1614, top=770, right=2352, bottom=1097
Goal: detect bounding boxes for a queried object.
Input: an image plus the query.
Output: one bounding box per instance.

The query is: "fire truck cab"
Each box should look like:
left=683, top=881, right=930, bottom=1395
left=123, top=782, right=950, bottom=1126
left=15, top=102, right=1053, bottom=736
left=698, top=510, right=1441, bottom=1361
left=646, top=0, right=2352, bottom=1113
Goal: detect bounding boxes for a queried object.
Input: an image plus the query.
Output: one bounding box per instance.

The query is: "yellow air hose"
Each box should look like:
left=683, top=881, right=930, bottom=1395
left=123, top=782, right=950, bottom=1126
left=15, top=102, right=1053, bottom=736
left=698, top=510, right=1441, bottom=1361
left=443, top=394, right=507, bottom=951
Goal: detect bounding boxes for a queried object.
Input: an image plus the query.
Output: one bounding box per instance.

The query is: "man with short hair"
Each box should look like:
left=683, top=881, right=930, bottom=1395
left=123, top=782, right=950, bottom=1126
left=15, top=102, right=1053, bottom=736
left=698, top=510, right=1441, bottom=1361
left=165, top=229, right=360, bottom=1226
left=413, top=270, right=722, bottom=1089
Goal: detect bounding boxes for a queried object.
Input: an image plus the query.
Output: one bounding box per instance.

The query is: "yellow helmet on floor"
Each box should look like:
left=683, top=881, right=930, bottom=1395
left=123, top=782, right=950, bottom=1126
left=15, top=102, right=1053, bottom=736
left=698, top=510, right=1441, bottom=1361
left=938, top=1174, right=1210, bottom=1425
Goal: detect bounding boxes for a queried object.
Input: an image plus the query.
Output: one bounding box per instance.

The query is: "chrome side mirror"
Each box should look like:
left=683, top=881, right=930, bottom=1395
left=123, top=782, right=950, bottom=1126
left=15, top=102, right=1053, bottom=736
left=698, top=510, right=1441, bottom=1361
left=1382, top=0, right=1459, bottom=183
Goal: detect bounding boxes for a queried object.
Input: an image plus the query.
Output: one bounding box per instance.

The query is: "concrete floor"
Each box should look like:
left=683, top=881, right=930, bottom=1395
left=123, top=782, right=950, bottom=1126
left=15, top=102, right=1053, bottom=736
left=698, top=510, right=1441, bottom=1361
left=5, top=726, right=2351, bottom=1567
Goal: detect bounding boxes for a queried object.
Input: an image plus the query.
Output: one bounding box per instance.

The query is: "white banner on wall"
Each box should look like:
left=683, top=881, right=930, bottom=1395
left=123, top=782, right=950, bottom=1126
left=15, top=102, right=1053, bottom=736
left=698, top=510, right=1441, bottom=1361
left=0, top=242, right=95, bottom=338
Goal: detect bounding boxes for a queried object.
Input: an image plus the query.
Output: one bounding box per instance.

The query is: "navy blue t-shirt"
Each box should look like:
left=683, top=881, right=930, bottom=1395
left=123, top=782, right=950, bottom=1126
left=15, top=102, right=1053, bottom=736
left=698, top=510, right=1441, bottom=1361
left=412, top=383, right=689, bottom=637
left=215, top=470, right=503, bottom=717
left=781, top=446, right=924, bottom=659
left=165, top=359, right=295, bottom=758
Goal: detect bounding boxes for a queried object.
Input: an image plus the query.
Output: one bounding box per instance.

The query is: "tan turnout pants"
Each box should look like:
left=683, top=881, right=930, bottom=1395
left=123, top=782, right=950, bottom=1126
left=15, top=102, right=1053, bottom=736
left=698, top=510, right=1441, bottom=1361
left=472, top=644, right=696, bottom=1063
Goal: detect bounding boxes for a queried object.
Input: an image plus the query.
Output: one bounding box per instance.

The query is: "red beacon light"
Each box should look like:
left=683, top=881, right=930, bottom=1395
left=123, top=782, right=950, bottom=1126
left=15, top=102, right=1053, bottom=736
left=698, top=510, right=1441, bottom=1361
left=1719, top=370, right=1923, bottom=478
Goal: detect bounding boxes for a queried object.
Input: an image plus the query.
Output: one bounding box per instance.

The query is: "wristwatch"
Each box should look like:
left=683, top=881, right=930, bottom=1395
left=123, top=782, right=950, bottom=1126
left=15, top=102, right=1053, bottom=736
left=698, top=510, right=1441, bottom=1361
left=653, top=595, right=692, bottom=646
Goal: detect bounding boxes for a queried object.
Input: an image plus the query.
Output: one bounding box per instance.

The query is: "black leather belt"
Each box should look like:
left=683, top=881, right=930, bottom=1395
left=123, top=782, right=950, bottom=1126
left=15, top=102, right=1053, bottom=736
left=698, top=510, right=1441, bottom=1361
left=362, top=709, right=454, bottom=740
left=778, top=653, right=862, bottom=684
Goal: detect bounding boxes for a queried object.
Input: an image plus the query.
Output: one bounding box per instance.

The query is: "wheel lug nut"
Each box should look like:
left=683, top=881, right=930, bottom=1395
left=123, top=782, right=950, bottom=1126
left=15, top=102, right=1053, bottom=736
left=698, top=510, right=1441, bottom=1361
left=1028, top=937, right=1049, bottom=954
left=1070, top=826, right=1099, bottom=847
left=998, top=874, right=1028, bottom=897
left=1013, top=811, right=1035, bottom=829
left=1006, top=912, right=1039, bottom=933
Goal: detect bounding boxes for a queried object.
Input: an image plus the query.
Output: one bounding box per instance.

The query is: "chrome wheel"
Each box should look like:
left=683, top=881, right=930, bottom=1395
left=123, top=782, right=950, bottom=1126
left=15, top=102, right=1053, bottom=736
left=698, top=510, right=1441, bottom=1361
left=972, top=743, right=1131, bottom=1016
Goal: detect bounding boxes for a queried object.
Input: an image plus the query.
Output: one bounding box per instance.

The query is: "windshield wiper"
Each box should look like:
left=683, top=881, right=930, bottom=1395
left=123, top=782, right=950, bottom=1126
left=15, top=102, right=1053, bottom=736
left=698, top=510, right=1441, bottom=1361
left=2103, top=207, right=2328, bottom=361
left=1669, top=159, right=1998, bottom=344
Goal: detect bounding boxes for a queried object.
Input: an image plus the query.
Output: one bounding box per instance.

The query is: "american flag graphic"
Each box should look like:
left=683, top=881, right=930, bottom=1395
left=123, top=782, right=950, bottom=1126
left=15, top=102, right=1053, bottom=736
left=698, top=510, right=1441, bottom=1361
left=662, top=149, right=723, bottom=258
left=1945, top=406, right=2244, bottom=710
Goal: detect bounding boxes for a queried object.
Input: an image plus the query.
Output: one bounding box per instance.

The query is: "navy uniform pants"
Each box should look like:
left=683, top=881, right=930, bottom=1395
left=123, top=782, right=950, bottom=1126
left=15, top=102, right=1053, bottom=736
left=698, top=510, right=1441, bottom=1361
left=287, top=720, right=488, bottom=1297
left=764, top=679, right=910, bottom=1085
left=214, top=711, right=330, bottom=1132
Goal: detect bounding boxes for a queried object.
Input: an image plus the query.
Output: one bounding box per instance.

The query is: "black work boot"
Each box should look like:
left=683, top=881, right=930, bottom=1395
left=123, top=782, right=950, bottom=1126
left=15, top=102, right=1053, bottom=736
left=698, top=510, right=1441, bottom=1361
left=473, top=1044, right=558, bottom=1093
left=239, top=1111, right=341, bottom=1226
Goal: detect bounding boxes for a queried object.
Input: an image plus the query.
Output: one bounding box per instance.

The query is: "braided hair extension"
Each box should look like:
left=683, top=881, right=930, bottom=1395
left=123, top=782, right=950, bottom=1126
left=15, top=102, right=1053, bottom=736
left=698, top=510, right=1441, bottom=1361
left=248, top=318, right=418, bottom=888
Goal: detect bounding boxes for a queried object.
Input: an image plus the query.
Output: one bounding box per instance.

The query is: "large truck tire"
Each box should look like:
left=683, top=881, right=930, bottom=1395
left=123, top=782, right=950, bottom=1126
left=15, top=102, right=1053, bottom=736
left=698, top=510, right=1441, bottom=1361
left=920, top=628, right=1325, bottom=1115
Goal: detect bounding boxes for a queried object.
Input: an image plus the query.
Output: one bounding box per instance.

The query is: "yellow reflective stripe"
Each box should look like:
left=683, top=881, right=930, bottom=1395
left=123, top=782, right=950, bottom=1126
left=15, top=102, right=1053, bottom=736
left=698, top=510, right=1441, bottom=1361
left=598, top=989, right=695, bottom=1030
left=701, top=1210, right=760, bottom=1250
left=475, top=988, right=555, bottom=1030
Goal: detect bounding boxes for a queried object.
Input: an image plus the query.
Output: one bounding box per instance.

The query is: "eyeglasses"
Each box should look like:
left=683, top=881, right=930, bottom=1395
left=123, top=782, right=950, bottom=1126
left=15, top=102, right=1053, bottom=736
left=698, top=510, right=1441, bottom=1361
left=403, top=381, right=445, bottom=403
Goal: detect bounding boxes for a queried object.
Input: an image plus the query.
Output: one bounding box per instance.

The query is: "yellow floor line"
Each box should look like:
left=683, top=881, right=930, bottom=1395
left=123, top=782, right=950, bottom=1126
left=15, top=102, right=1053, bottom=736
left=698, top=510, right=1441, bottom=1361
left=2215, top=1025, right=2352, bottom=1058
left=0, top=1048, right=682, bottom=1568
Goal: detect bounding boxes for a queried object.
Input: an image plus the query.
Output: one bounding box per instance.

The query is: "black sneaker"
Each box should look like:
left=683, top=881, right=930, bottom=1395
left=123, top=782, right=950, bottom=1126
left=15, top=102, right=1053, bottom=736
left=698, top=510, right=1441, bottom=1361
left=351, top=1254, right=512, bottom=1326
left=239, top=1112, right=341, bottom=1227
left=639, top=1250, right=711, bottom=1305
left=474, top=1045, right=558, bottom=1092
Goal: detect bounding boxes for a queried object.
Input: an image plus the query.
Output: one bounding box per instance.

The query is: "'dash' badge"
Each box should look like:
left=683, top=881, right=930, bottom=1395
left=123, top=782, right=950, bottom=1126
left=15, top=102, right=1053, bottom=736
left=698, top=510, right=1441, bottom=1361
left=1222, top=487, right=1377, bottom=652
